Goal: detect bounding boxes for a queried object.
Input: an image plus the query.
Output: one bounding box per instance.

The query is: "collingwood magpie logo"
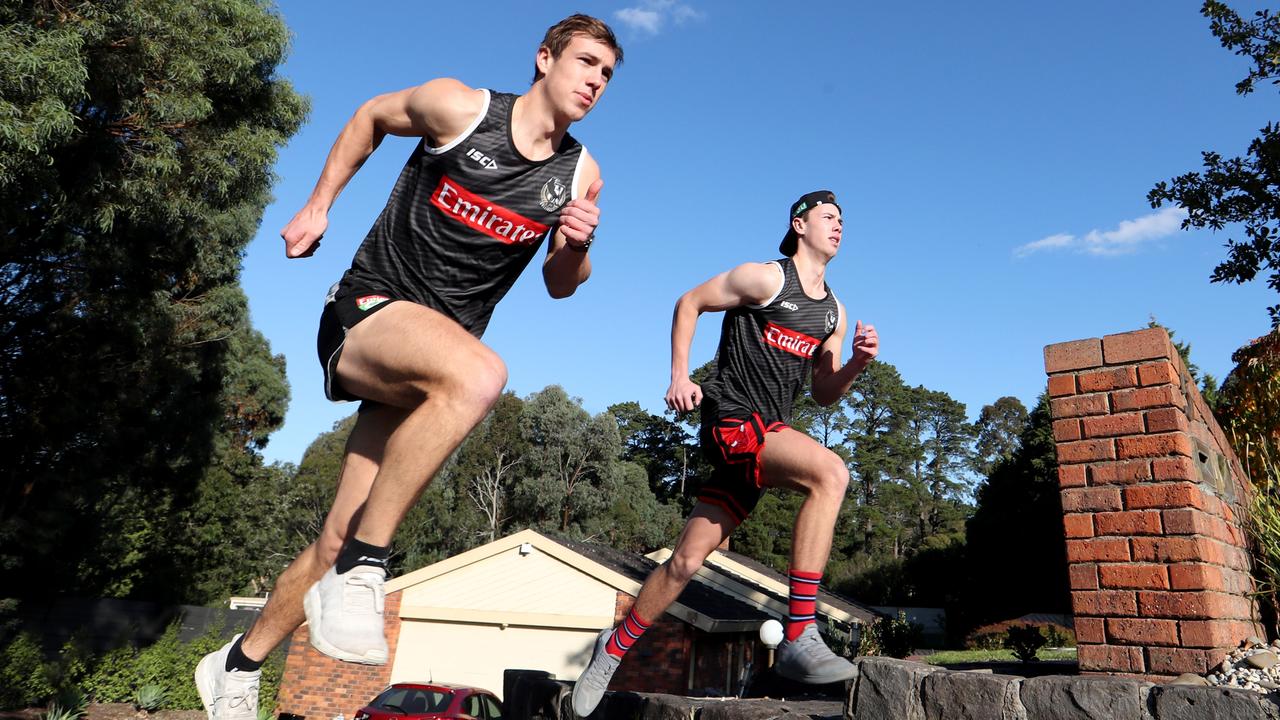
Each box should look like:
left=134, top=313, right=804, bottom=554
left=825, top=309, right=838, bottom=333
left=539, top=176, right=568, bottom=212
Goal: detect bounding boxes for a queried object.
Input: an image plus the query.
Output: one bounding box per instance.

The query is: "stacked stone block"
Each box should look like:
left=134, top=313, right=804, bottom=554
left=1044, top=327, right=1263, bottom=678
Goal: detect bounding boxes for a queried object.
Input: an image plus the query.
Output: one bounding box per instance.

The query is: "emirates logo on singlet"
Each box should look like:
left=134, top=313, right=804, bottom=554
left=431, top=175, right=550, bottom=246
left=763, top=322, right=821, bottom=359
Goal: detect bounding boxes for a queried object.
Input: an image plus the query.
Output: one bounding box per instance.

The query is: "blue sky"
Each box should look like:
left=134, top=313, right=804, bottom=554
left=243, top=1, right=1277, bottom=465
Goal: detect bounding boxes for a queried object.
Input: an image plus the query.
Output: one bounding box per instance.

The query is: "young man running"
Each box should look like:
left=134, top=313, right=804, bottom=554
left=573, top=190, right=879, bottom=713
left=195, top=15, right=622, bottom=720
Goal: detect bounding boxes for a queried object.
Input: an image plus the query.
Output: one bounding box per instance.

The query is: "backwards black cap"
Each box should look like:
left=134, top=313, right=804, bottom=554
left=779, top=190, right=841, bottom=256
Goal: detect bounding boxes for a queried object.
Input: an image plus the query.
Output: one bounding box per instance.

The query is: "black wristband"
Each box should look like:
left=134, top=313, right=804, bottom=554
left=566, top=233, right=593, bottom=252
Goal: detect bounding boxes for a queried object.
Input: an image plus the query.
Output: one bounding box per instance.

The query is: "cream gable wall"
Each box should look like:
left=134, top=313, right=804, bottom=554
left=401, top=543, right=615, bottom=616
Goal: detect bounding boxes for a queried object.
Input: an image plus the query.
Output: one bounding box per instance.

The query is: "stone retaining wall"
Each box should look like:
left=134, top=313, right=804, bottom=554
left=504, top=660, right=1280, bottom=720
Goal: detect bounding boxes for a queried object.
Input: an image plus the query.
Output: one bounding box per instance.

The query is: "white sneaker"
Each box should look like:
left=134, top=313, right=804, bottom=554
left=194, top=635, right=260, bottom=720
left=303, top=564, right=389, bottom=664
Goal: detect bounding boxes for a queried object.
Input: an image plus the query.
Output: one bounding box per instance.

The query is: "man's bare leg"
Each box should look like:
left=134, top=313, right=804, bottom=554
left=237, top=403, right=404, bottom=661
left=572, top=503, right=737, bottom=715
left=757, top=428, right=849, bottom=572
left=757, top=427, right=854, bottom=683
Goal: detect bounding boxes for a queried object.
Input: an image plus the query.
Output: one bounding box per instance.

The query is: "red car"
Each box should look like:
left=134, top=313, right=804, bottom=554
left=354, top=683, right=503, bottom=720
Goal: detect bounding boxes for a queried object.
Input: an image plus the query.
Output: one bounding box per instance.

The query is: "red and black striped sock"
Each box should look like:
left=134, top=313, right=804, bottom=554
left=604, top=606, right=652, bottom=658
left=786, top=569, right=822, bottom=641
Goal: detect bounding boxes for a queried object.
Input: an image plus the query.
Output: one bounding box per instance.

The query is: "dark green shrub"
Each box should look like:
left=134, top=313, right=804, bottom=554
left=857, top=612, right=922, bottom=659
left=0, top=632, right=55, bottom=709
left=83, top=645, right=139, bottom=703
left=1004, top=624, right=1047, bottom=662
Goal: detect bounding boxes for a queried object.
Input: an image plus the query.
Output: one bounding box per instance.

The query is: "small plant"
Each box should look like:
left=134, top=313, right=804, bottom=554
left=1004, top=624, right=1047, bottom=662
left=857, top=611, right=922, bottom=659
left=134, top=684, right=169, bottom=712
left=53, top=687, right=88, bottom=717
left=257, top=706, right=275, bottom=720
left=41, top=705, right=84, bottom=720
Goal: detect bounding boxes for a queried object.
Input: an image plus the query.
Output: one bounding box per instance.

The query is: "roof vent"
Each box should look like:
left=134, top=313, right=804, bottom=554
left=519, top=542, right=533, bottom=556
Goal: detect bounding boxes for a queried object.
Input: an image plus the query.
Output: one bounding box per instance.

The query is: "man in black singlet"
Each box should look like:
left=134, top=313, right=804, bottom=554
left=573, top=191, right=880, bottom=713
left=196, top=15, right=622, bottom=720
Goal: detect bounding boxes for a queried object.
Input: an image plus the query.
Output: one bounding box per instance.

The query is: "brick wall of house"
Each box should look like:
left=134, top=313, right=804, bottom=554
left=608, top=592, right=691, bottom=694
left=1044, top=326, right=1264, bottom=679
left=276, top=592, right=403, bottom=719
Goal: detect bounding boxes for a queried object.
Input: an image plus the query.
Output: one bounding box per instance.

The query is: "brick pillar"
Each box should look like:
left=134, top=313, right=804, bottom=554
left=1044, top=327, right=1264, bottom=679
left=276, top=591, right=403, bottom=718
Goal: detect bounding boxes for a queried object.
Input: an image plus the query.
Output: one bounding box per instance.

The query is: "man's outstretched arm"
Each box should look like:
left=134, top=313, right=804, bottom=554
left=280, top=79, right=485, bottom=259
left=664, top=262, right=783, bottom=412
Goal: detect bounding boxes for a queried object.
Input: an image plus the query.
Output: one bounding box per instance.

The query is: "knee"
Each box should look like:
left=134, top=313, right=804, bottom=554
left=666, top=551, right=705, bottom=585
left=438, top=349, right=507, bottom=415
left=812, top=453, right=849, bottom=500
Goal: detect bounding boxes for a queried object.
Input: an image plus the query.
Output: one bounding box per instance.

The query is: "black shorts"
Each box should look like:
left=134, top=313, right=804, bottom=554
left=697, top=412, right=789, bottom=524
left=316, top=284, right=398, bottom=402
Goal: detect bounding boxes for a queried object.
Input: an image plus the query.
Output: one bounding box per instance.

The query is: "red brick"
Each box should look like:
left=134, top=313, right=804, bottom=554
left=1106, top=618, right=1179, bottom=646
left=1162, top=508, right=1217, bottom=537
left=1063, top=513, right=1095, bottom=539
left=1070, top=563, right=1099, bottom=590
left=1152, top=456, right=1197, bottom=482
left=1062, top=486, right=1123, bottom=513
left=1147, top=647, right=1215, bottom=675
left=1144, top=407, right=1189, bottom=434
left=1137, top=591, right=1252, bottom=619
left=1094, top=510, right=1162, bottom=536
left=1089, top=460, right=1152, bottom=485
left=1078, top=367, right=1139, bottom=393
left=1067, top=537, right=1130, bottom=563
left=1099, top=563, right=1169, bottom=590
left=1072, top=590, right=1138, bottom=616
left=1053, top=419, right=1082, bottom=442
left=1058, top=439, right=1116, bottom=463
left=1111, top=385, right=1182, bottom=412
left=1045, top=338, right=1103, bottom=373
left=1103, top=327, right=1172, bottom=364
left=1138, top=361, right=1179, bottom=387
left=1051, top=393, right=1110, bottom=419
left=1131, top=536, right=1223, bottom=564
left=1179, top=619, right=1261, bottom=648
left=1123, top=483, right=1204, bottom=510
left=1075, top=617, right=1105, bottom=644
left=1048, top=374, right=1077, bottom=397
left=1082, top=412, right=1145, bottom=439
left=1168, top=564, right=1226, bottom=592
left=1077, top=643, right=1144, bottom=673
left=1058, top=464, right=1087, bottom=488
left=1116, top=433, right=1193, bottom=460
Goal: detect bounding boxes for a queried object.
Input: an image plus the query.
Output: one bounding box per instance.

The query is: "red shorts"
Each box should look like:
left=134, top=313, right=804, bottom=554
left=697, top=413, right=788, bottom=523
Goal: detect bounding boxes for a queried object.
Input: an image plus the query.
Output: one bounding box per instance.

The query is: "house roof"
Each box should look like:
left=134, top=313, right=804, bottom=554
left=545, top=535, right=770, bottom=626
left=385, top=529, right=879, bottom=635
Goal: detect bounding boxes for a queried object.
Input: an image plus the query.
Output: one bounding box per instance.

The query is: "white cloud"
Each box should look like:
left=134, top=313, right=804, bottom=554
left=1014, top=207, right=1188, bottom=258
left=615, top=0, right=703, bottom=35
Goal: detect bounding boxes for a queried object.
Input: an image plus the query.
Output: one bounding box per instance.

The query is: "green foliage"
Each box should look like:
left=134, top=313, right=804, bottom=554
left=857, top=612, right=922, bottom=659
left=964, top=620, right=1075, bottom=652
left=53, top=687, right=88, bottom=717
left=1004, top=624, right=1048, bottom=663
left=0, top=632, right=55, bottom=709
left=41, top=705, right=84, bottom=720
left=1216, top=330, right=1280, bottom=633
left=961, top=394, right=1069, bottom=631
left=0, top=0, right=305, bottom=602
left=1148, top=2, right=1280, bottom=325
left=134, top=684, right=168, bottom=712
left=83, top=645, right=139, bottom=703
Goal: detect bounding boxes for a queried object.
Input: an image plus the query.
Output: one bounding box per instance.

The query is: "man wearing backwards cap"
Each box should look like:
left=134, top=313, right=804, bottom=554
left=572, top=191, right=879, bottom=712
